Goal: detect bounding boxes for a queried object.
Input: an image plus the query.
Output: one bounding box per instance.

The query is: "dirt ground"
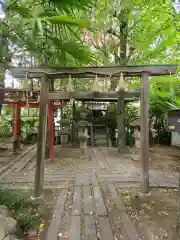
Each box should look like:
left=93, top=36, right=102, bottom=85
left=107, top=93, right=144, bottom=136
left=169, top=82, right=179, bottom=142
left=119, top=187, right=180, bottom=240
left=132, top=145, right=180, bottom=172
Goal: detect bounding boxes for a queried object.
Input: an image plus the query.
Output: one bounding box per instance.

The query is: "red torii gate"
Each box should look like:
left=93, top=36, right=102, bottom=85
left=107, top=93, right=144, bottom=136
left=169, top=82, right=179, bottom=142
left=9, top=101, right=61, bottom=157
left=2, top=88, right=67, bottom=159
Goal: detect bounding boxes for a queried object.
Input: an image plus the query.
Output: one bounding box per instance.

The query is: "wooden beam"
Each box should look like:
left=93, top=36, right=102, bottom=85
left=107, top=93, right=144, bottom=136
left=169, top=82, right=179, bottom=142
left=140, top=72, right=149, bottom=193
left=48, top=92, right=71, bottom=100
left=34, top=74, right=48, bottom=199
left=48, top=90, right=140, bottom=100
left=9, top=64, right=178, bottom=79
left=6, top=102, right=60, bottom=108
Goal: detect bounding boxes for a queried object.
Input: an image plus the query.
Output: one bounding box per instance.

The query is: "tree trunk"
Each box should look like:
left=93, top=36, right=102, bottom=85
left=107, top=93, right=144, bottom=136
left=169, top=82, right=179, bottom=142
left=116, top=4, right=129, bottom=149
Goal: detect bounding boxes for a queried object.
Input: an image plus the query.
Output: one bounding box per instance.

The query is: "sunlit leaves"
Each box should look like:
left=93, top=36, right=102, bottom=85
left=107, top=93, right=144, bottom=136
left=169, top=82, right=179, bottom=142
left=2, top=0, right=96, bottom=67
left=45, top=15, right=90, bottom=28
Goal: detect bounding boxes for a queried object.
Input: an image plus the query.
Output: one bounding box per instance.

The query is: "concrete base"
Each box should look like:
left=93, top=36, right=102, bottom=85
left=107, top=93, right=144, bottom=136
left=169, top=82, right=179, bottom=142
left=30, top=195, right=44, bottom=205
left=30, top=195, right=47, bottom=218
left=137, top=191, right=152, bottom=202
left=132, top=153, right=140, bottom=161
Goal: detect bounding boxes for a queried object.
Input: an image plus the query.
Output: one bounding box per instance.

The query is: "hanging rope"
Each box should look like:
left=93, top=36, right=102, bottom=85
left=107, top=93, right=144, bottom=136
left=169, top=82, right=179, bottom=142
left=66, top=75, right=74, bottom=92
left=92, top=74, right=100, bottom=92
left=117, top=72, right=124, bottom=91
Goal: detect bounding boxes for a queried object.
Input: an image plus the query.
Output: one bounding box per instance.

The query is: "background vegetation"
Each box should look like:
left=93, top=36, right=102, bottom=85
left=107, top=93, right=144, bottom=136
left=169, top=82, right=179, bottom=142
left=0, top=0, right=179, bottom=138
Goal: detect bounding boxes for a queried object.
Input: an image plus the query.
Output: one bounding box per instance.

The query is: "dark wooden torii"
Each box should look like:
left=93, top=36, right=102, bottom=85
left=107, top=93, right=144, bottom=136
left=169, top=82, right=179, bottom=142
left=9, top=64, right=178, bottom=199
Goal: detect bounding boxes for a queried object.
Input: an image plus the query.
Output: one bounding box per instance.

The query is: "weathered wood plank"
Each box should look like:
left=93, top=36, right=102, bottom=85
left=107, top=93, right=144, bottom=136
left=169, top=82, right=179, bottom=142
left=48, top=91, right=140, bottom=100
left=46, top=189, right=67, bottom=240
left=91, top=174, right=99, bottom=185
left=0, top=145, right=36, bottom=176
left=10, top=64, right=178, bottom=79
left=75, top=173, right=90, bottom=186
left=14, top=148, right=36, bottom=172
left=72, top=186, right=81, bottom=216
left=107, top=184, right=139, bottom=240
left=0, top=148, right=36, bottom=181
left=121, top=213, right=139, bottom=240
left=0, top=183, right=68, bottom=190
left=48, top=92, right=71, bottom=100
left=69, top=216, right=81, bottom=240
left=93, top=186, right=107, bottom=216
left=84, top=215, right=97, bottom=240
left=107, top=184, right=125, bottom=211
left=27, top=160, right=36, bottom=170
left=83, top=186, right=93, bottom=215
left=99, top=218, right=114, bottom=240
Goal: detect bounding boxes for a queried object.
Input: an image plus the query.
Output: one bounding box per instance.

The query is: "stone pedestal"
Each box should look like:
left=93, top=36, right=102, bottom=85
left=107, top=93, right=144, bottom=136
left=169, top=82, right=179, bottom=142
left=130, top=117, right=141, bottom=161
left=78, top=133, right=89, bottom=158
left=132, top=128, right=140, bottom=161
left=59, top=119, right=70, bottom=146
left=76, top=116, right=90, bottom=158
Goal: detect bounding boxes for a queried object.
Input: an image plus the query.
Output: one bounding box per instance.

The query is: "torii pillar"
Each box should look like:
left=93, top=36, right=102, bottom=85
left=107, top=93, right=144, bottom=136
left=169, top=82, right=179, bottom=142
left=140, top=72, right=149, bottom=193
left=12, top=102, right=21, bottom=153
left=48, top=79, right=54, bottom=160
left=48, top=102, right=54, bottom=160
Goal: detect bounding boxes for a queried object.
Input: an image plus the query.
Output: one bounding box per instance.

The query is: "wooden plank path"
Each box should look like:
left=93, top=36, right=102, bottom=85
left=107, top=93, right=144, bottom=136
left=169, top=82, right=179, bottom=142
left=46, top=189, right=68, bottom=240
left=72, top=186, right=81, bottom=216
left=75, top=173, right=90, bottom=186
left=107, top=183, right=139, bottom=240
left=83, top=186, right=93, bottom=215
left=44, top=172, right=177, bottom=239
left=0, top=145, right=36, bottom=181
left=84, top=215, right=97, bottom=240
left=69, top=216, right=81, bottom=240
left=99, top=218, right=114, bottom=240
left=1, top=146, right=178, bottom=239
left=0, top=145, right=36, bottom=175
left=93, top=186, right=107, bottom=216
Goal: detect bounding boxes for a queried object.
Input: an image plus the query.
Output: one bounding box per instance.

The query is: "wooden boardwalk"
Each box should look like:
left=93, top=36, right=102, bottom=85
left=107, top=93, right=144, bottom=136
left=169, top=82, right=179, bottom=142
left=0, top=146, right=178, bottom=239
left=46, top=173, right=137, bottom=240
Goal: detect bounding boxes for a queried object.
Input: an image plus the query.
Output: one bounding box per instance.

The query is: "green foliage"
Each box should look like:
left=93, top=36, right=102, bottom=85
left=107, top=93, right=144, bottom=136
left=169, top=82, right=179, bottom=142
left=1, top=0, right=96, bottom=68
left=106, top=102, right=139, bottom=127
left=125, top=103, right=139, bottom=127
left=0, top=115, right=12, bottom=137
left=21, top=117, right=39, bottom=138
left=0, top=189, right=41, bottom=232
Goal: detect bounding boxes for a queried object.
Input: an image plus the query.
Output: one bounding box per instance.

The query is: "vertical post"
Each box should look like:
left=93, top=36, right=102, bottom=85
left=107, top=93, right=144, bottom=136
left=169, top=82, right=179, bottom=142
left=117, top=96, right=125, bottom=151
left=17, top=103, right=21, bottom=148
left=61, top=100, right=63, bottom=117
left=72, top=100, right=76, bottom=144
left=34, top=75, right=48, bottom=199
left=140, top=72, right=149, bottom=193
left=12, top=103, right=21, bottom=153
left=48, top=102, right=54, bottom=160
left=48, top=79, right=54, bottom=160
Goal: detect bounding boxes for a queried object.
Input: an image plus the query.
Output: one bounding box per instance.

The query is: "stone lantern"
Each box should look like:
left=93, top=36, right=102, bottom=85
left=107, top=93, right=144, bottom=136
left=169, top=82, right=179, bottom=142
left=76, top=113, right=90, bottom=158
left=59, top=119, right=70, bottom=146
left=130, top=117, right=140, bottom=161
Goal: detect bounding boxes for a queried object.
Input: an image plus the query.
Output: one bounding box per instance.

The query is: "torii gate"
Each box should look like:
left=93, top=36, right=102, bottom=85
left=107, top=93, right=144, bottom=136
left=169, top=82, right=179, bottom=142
left=10, top=64, right=178, bottom=199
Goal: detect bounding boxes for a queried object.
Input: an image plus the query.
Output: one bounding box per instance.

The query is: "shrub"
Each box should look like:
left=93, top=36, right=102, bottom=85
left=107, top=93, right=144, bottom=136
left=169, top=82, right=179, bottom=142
left=0, top=189, right=41, bottom=233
